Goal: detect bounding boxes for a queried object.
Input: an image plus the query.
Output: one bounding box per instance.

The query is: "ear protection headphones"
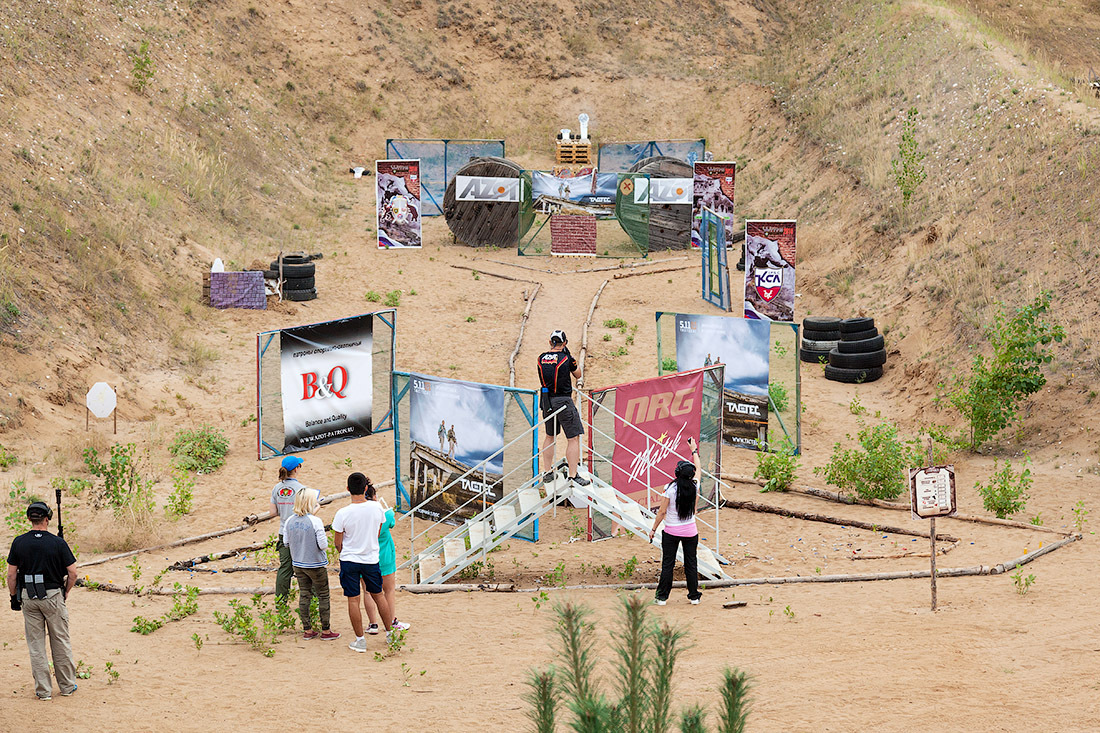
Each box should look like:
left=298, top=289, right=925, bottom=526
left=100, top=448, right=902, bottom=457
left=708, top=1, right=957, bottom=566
left=26, top=501, right=53, bottom=521
left=675, top=461, right=696, bottom=480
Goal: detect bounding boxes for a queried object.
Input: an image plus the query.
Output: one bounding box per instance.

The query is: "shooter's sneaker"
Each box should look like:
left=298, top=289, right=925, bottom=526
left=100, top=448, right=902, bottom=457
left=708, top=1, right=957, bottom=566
left=654, top=599, right=667, bottom=606
left=366, top=623, right=380, bottom=635
left=60, top=685, right=77, bottom=697
left=543, top=471, right=556, bottom=485
left=570, top=475, right=591, bottom=487
left=320, top=630, right=341, bottom=640
left=36, top=695, right=51, bottom=701
left=690, top=598, right=701, bottom=605
left=392, top=619, right=411, bottom=631
left=348, top=637, right=367, bottom=653
left=302, top=630, right=319, bottom=640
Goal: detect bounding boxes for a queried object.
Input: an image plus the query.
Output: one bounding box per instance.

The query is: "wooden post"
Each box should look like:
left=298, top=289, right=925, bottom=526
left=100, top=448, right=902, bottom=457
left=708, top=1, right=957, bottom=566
left=927, top=438, right=936, bottom=612
left=113, top=409, right=117, bottom=435
left=86, top=407, right=89, bottom=431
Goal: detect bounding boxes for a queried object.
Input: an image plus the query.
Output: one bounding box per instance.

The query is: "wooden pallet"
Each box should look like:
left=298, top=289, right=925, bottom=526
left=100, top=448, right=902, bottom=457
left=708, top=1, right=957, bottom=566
left=555, top=141, right=592, bottom=166
left=201, top=271, right=211, bottom=306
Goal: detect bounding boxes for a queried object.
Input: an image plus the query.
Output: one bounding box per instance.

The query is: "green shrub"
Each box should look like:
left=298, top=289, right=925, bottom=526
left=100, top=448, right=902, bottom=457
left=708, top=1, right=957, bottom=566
left=165, top=470, right=195, bottom=518
left=890, top=106, right=926, bottom=208
left=602, top=318, right=628, bottom=329
left=131, top=40, right=155, bottom=93
left=937, top=292, right=1064, bottom=450
left=815, top=421, right=920, bottom=501
left=524, top=597, right=751, bottom=733
left=168, top=425, right=229, bottom=473
left=768, top=382, right=789, bottom=412
left=82, top=444, right=155, bottom=518
left=365, top=290, right=381, bottom=302
left=384, top=290, right=401, bottom=307
left=0, top=444, right=15, bottom=470
left=754, top=438, right=799, bottom=492
left=975, top=459, right=1031, bottom=519
left=660, top=357, right=677, bottom=373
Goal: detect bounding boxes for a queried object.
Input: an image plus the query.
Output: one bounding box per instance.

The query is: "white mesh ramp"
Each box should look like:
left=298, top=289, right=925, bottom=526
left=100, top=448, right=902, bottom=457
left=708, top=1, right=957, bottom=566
left=443, top=538, right=467, bottom=567
left=417, top=554, right=442, bottom=582
left=467, top=519, right=489, bottom=549
left=517, top=487, right=542, bottom=514
left=492, top=503, right=517, bottom=532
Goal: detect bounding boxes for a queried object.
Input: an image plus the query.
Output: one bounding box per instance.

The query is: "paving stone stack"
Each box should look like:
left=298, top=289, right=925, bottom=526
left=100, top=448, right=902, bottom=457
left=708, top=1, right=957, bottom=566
left=825, top=317, right=885, bottom=383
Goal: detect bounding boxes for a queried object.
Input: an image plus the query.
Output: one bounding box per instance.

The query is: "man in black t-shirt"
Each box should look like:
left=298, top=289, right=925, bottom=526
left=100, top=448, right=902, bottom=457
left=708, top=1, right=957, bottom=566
left=6, top=501, right=78, bottom=700
left=537, top=330, right=590, bottom=487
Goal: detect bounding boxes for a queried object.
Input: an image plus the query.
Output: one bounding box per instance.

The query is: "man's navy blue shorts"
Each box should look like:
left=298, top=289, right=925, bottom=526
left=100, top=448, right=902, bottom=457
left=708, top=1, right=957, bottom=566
left=339, top=560, right=383, bottom=597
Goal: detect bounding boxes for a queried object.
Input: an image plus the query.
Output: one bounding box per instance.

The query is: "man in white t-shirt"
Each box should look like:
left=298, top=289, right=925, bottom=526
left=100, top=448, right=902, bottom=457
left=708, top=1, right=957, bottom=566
left=332, top=472, right=393, bottom=653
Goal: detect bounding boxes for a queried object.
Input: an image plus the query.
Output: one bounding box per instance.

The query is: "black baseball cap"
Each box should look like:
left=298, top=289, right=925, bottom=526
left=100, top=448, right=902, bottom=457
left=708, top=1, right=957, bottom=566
left=26, top=501, right=52, bottom=521
left=550, top=330, right=567, bottom=345
left=675, top=461, right=696, bottom=480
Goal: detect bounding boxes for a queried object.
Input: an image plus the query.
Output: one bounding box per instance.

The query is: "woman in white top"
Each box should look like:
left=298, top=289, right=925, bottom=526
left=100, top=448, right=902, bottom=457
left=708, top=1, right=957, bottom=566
left=648, top=436, right=703, bottom=605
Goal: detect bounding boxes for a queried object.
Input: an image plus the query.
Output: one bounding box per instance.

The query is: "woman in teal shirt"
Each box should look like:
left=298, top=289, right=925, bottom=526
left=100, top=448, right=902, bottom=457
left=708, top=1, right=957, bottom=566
left=362, top=486, right=410, bottom=634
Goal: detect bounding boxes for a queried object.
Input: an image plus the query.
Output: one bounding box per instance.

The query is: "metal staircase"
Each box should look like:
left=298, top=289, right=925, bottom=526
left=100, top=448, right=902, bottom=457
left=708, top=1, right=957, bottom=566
left=400, top=460, right=730, bottom=584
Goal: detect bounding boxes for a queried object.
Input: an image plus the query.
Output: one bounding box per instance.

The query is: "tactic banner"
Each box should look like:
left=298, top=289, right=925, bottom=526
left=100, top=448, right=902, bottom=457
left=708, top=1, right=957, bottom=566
left=279, top=315, right=374, bottom=453
left=674, top=313, right=770, bottom=450
left=611, top=370, right=704, bottom=500
left=531, top=169, right=617, bottom=206
left=406, top=374, right=506, bottom=523
left=692, top=162, right=736, bottom=248
left=744, top=220, right=796, bottom=322
left=376, top=159, right=422, bottom=248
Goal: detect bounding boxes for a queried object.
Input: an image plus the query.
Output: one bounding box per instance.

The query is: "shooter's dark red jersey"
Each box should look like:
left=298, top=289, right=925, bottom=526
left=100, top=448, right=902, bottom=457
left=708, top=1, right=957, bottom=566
left=537, top=350, right=578, bottom=397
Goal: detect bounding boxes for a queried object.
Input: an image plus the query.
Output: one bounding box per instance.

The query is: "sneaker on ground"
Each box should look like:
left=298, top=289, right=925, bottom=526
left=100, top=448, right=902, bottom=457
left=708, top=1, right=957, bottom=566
left=366, top=623, right=380, bottom=635
left=37, top=695, right=52, bottom=701
left=654, top=599, right=667, bottom=606
left=302, top=630, right=319, bottom=640
left=690, top=598, right=701, bottom=605
left=60, top=685, right=77, bottom=697
left=392, top=619, right=411, bottom=631
left=570, top=475, right=591, bottom=487
left=320, top=630, right=341, bottom=640
left=348, top=637, right=367, bottom=653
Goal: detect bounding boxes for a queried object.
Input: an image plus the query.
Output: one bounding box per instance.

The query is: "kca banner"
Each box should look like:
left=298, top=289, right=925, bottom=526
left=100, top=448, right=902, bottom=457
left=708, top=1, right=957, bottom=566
left=674, top=313, right=770, bottom=451
left=376, top=159, right=422, bottom=249
left=407, top=374, right=506, bottom=523
left=280, top=315, right=374, bottom=453
left=744, top=220, right=796, bottom=322
left=611, top=370, right=703, bottom=500
left=692, top=162, right=736, bottom=248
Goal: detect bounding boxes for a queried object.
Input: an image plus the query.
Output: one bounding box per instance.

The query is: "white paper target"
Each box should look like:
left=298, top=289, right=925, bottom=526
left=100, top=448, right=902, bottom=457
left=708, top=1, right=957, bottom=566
left=86, top=382, right=117, bottom=418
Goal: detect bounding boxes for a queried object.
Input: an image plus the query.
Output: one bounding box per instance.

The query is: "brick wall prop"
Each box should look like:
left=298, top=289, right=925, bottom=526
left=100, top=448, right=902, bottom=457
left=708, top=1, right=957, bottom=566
left=550, top=213, right=597, bottom=256
left=209, top=271, right=266, bottom=310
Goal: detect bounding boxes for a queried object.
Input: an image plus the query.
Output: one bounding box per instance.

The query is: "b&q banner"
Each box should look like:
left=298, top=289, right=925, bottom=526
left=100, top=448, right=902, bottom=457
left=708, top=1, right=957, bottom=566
left=280, top=315, right=374, bottom=453
left=744, top=220, right=796, bottom=322
left=674, top=313, right=770, bottom=451
left=611, top=370, right=704, bottom=499
left=376, top=159, right=422, bottom=248
left=692, top=162, right=736, bottom=248
left=455, top=175, right=523, bottom=203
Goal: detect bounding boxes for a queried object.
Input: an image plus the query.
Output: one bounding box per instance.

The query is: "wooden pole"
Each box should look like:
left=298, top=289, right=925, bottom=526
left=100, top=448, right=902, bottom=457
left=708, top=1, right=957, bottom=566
left=576, top=279, right=609, bottom=389
left=509, top=283, right=541, bottom=387
left=927, top=439, right=937, bottom=611
left=611, top=264, right=694, bottom=280
left=449, top=264, right=539, bottom=283
left=113, top=409, right=117, bottom=435
left=718, top=498, right=959, bottom=542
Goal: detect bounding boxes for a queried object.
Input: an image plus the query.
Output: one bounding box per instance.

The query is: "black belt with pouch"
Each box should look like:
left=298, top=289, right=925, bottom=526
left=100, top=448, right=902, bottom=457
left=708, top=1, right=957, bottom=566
left=23, top=574, right=48, bottom=600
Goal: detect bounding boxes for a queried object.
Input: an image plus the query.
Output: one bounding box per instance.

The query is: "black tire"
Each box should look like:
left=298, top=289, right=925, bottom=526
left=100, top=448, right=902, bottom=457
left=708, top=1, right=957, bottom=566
left=270, top=261, right=315, bottom=278
left=837, top=335, right=885, bottom=353
left=801, top=338, right=840, bottom=352
left=284, top=288, right=317, bottom=302
left=278, top=254, right=311, bottom=265
left=283, top=275, right=315, bottom=291
left=841, top=327, right=879, bottom=342
left=803, top=316, right=841, bottom=330
left=824, top=364, right=883, bottom=383
left=803, top=328, right=842, bottom=342
left=829, top=348, right=887, bottom=368
left=262, top=269, right=279, bottom=279
left=840, top=317, right=875, bottom=333
left=800, top=347, right=832, bottom=363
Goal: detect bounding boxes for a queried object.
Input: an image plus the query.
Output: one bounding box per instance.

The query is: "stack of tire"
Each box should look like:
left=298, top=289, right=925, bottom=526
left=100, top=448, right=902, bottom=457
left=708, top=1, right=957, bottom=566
left=827, top=317, right=885, bottom=384
left=265, top=254, right=318, bottom=302
left=799, top=317, right=842, bottom=363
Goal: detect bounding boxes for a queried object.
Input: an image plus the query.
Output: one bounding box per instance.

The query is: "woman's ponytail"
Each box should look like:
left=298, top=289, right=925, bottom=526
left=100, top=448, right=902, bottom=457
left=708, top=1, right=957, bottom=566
left=674, top=471, right=697, bottom=520
left=278, top=466, right=289, bottom=481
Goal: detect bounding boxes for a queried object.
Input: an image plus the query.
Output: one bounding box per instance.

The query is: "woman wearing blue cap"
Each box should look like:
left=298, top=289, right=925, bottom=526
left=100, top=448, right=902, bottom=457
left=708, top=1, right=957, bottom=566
left=270, top=455, right=310, bottom=604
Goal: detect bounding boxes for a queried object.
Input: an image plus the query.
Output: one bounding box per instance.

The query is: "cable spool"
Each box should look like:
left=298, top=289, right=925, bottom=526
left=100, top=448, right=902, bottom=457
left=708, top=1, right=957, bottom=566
left=617, top=156, right=693, bottom=252
left=443, top=157, right=533, bottom=247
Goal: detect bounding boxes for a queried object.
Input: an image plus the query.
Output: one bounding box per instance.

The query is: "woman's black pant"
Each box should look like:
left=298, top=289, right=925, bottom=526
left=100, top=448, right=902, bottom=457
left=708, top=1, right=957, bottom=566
left=656, top=531, right=701, bottom=601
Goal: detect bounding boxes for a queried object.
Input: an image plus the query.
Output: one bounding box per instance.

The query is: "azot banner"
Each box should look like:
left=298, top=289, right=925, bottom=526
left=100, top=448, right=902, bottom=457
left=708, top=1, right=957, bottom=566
left=280, top=314, right=374, bottom=453
left=692, top=162, right=736, bottom=248
left=454, top=175, right=524, bottom=202
left=633, top=177, right=693, bottom=205
left=406, top=373, right=506, bottom=523
left=612, top=370, right=704, bottom=500
left=674, top=313, right=770, bottom=451
left=376, top=159, right=422, bottom=248
left=744, top=220, right=796, bottom=322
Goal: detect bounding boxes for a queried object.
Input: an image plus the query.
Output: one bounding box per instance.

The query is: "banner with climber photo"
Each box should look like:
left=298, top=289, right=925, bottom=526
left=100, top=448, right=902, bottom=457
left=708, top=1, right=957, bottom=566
left=376, top=159, right=422, bottom=248
left=692, top=162, right=736, bottom=248
left=406, top=374, right=506, bottom=523
left=611, top=370, right=704, bottom=500
left=279, top=314, right=374, bottom=453
left=744, top=220, right=796, bottom=322
left=674, top=313, right=770, bottom=451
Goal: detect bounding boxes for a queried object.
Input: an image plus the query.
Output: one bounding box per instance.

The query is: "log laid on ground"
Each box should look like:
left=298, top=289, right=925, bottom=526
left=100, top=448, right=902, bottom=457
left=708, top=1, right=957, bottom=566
left=611, top=264, right=694, bottom=280
left=719, top=498, right=960, bottom=542
left=509, top=283, right=541, bottom=387
left=167, top=541, right=268, bottom=571
left=398, top=582, right=516, bottom=594
left=850, top=540, right=959, bottom=560
left=719, top=473, right=766, bottom=487
left=76, top=579, right=277, bottom=596
left=487, top=259, right=557, bottom=274
left=722, top=601, right=748, bottom=609
left=571, top=256, right=688, bottom=274
left=577, top=279, right=610, bottom=389
left=449, top=264, right=538, bottom=283
left=990, top=534, right=1082, bottom=574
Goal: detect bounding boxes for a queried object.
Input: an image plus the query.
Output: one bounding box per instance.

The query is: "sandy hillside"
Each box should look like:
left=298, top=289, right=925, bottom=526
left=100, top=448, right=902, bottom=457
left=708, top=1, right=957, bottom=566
left=1, top=0, right=1099, bottom=730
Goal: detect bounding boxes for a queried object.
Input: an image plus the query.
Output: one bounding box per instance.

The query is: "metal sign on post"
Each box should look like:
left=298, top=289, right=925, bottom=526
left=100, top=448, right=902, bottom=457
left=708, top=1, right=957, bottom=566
left=909, top=458, right=956, bottom=611
left=85, top=382, right=117, bottom=434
